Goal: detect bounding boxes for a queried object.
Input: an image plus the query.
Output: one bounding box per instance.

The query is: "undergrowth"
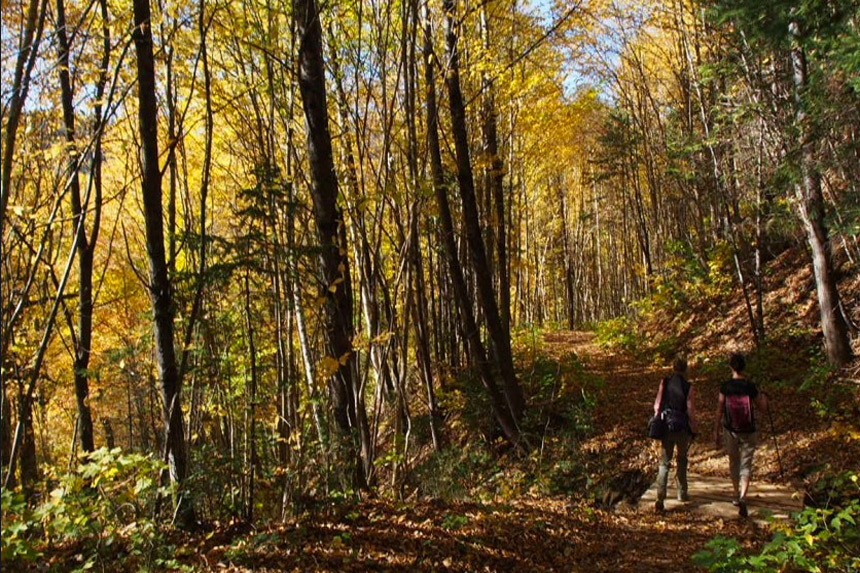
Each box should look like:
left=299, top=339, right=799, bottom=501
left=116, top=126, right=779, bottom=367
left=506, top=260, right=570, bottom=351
left=693, top=471, right=860, bottom=572
left=413, top=338, right=602, bottom=502
left=1, top=448, right=188, bottom=571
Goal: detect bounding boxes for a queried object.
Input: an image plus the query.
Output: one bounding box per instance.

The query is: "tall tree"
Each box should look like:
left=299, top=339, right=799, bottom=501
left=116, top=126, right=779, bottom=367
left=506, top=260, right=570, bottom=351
left=479, top=0, right=511, bottom=335
left=442, top=0, right=525, bottom=424
left=54, top=0, right=110, bottom=455
left=789, top=17, right=853, bottom=367
left=294, top=0, right=368, bottom=486
left=424, top=0, right=522, bottom=447
left=132, top=0, right=194, bottom=524
left=0, top=0, right=48, bottom=237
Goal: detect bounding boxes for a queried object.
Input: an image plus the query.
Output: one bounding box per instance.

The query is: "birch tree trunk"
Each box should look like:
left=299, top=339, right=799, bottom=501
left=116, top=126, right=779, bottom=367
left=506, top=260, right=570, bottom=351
left=789, top=20, right=853, bottom=367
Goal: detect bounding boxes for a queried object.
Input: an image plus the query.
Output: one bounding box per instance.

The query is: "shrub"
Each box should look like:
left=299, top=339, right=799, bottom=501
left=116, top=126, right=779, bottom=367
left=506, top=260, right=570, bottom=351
left=1, top=448, right=173, bottom=571
left=693, top=471, right=860, bottom=572
left=595, top=316, right=640, bottom=352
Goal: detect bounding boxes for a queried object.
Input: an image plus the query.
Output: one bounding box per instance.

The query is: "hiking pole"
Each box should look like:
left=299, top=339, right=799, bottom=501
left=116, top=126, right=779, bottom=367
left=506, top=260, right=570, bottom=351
left=764, top=392, right=785, bottom=480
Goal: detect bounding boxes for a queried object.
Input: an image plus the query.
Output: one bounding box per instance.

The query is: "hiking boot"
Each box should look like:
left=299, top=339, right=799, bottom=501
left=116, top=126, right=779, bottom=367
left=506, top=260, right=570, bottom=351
left=677, top=492, right=689, bottom=502
left=655, top=499, right=664, bottom=513
left=738, top=499, right=748, bottom=518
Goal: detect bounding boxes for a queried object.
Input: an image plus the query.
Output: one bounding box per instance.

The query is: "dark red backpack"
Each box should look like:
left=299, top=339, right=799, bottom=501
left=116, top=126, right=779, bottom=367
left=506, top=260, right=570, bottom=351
left=724, top=393, right=755, bottom=433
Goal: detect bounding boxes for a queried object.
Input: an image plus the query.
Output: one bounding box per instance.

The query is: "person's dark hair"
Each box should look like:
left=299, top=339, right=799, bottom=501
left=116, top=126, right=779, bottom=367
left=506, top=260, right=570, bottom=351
left=729, top=352, right=746, bottom=373
left=673, top=356, right=688, bottom=374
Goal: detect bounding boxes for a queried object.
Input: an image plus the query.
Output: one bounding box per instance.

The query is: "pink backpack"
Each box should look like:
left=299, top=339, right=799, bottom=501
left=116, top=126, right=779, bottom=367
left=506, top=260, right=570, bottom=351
left=725, top=393, right=755, bottom=433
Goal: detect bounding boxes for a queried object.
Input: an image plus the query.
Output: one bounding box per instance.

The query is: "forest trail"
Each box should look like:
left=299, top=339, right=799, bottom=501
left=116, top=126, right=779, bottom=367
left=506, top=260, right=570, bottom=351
left=143, top=331, right=807, bottom=571
left=545, top=330, right=803, bottom=524
left=639, top=472, right=801, bottom=522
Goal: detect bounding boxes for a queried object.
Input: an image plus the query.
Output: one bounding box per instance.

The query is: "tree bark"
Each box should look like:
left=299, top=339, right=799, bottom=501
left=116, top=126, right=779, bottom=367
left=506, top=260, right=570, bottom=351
left=294, top=0, right=367, bottom=487
left=0, top=0, right=48, bottom=238
left=479, top=0, right=511, bottom=335
left=132, top=0, right=194, bottom=525
left=424, top=1, right=522, bottom=448
left=55, top=0, right=98, bottom=455
left=442, top=0, right=525, bottom=424
left=243, top=272, right=257, bottom=523
left=789, top=20, right=853, bottom=367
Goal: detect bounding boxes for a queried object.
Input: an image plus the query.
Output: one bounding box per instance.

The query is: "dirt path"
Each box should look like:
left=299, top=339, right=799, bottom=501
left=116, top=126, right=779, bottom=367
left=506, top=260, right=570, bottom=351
left=639, top=472, right=801, bottom=522
left=541, top=331, right=802, bottom=557
left=545, top=331, right=802, bottom=512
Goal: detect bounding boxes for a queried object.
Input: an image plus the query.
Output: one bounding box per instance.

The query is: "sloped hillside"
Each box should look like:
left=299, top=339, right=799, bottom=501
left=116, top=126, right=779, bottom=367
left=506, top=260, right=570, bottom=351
left=618, top=242, right=859, bottom=495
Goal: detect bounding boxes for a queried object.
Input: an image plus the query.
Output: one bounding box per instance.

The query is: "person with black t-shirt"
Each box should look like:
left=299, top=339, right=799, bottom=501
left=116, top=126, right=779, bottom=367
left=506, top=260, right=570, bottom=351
left=713, top=352, right=769, bottom=518
left=652, top=356, right=697, bottom=512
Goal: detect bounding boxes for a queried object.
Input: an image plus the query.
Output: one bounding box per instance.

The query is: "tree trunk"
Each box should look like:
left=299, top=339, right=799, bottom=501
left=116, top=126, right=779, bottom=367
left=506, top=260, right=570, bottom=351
left=56, top=0, right=98, bottom=455
left=178, top=0, right=214, bottom=387
left=443, top=0, right=525, bottom=424
left=18, top=388, right=38, bottom=497
left=0, top=0, right=48, bottom=238
left=243, top=272, right=257, bottom=523
left=0, top=384, right=10, bottom=481
left=560, top=182, right=577, bottom=329
left=294, top=0, right=366, bottom=488
left=479, top=0, right=511, bottom=336
left=424, top=1, right=522, bottom=448
left=132, top=0, right=194, bottom=525
left=789, top=20, right=853, bottom=367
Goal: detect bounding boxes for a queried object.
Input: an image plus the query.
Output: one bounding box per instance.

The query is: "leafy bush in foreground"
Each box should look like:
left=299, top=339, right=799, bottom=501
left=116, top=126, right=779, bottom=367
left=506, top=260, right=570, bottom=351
left=1, top=448, right=181, bottom=571
left=693, top=472, right=860, bottom=572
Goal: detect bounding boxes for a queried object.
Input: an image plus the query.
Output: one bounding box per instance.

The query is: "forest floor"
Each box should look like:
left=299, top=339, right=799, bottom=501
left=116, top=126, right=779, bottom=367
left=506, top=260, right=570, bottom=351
left=151, top=329, right=859, bottom=572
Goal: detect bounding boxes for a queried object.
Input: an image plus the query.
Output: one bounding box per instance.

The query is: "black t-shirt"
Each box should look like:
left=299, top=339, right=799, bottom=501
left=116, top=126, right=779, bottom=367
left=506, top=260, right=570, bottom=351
left=720, top=378, right=758, bottom=400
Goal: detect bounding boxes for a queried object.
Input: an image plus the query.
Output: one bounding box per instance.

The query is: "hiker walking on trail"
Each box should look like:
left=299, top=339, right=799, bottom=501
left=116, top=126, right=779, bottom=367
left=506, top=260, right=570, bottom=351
left=653, top=356, right=697, bottom=512
left=713, top=352, right=769, bottom=518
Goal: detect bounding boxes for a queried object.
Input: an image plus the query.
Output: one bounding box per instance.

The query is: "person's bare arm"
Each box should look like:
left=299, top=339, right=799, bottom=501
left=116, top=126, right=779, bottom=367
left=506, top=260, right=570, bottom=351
left=713, top=393, right=725, bottom=448
left=653, top=380, right=665, bottom=416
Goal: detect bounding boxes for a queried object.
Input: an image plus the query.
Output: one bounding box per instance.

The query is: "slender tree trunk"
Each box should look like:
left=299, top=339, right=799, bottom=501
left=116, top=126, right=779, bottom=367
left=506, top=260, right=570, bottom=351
left=0, top=0, right=48, bottom=238
left=294, top=0, right=366, bottom=488
left=1, top=384, right=10, bottom=481
left=424, top=1, right=521, bottom=447
left=560, top=182, right=576, bottom=329
left=18, top=387, right=38, bottom=496
left=402, top=0, right=441, bottom=452
left=443, top=0, right=524, bottom=424
left=789, top=20, right=853, bottom=367
left=243, top=272, right=257, bottom=523
left=178, top=0, right=214, bottom=386
left=132, top=0, right=194, bottom=525
left=56, top=0, right=99, bottom=455
left=479, top=0, right=511, bottom=336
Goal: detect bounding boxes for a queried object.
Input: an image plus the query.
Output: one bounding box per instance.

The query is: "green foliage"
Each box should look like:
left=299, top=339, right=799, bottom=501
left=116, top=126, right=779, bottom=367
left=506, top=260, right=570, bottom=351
left=529, top=390, right=596, bottom=497
left=694, top=471, right=860, bottom=572
left=412, top=343, right=599, bottom=501
left=1, top=448, right=173, bottom=571
left=595, top=240, right=737, bottom=361
left=1, top=488, right=41, bottom=564
left=224, top=531, right=282, bottom=562
left=413, top=443, right=501, bottom=500
left=440, top=512, right=470, bottom=531
left=594, top=316, right=641, bottom=353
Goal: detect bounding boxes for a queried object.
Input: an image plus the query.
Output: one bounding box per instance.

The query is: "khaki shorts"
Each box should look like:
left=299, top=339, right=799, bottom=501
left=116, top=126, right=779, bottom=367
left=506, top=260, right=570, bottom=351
left=723, top=430, right=757, bottom=479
